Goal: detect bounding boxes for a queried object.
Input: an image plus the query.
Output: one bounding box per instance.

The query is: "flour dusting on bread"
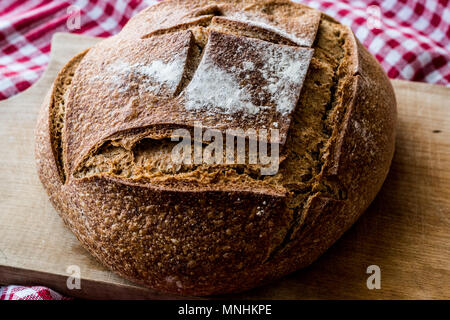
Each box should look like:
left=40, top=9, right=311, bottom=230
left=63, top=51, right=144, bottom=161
left=104, top=56, right=186, bottom=95
left=186, top=62, right=261, bottom=115
left=185, top=31, right=313, bottom=120
left=227, top=15, right=311, bottom=47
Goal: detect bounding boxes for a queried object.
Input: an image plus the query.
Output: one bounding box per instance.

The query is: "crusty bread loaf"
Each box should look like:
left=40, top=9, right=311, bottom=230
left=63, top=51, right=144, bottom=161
left=35, top=0, right=396, bottom=296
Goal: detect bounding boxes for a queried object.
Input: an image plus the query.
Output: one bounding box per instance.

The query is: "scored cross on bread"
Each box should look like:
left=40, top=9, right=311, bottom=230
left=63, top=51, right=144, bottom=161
left=63, top=8, right=319, bottom=181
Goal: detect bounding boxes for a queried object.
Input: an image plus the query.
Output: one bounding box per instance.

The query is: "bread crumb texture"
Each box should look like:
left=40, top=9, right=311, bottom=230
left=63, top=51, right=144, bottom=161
left=36, top=0, right=396, bottom=296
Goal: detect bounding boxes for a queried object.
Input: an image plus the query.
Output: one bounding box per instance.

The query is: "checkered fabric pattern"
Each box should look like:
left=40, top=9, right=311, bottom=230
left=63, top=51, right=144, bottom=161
left=0, top=0, right=449, bottom=101
left=0, top=285, right=72, bottom=300
left=0, top=0, right=449, bottom=300
left=302, top=0, right=450, bottom=84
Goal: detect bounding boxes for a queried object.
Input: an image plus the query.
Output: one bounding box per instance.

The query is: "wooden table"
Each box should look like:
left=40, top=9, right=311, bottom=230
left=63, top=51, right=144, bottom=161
left=0, top=33, right=449, bottom=299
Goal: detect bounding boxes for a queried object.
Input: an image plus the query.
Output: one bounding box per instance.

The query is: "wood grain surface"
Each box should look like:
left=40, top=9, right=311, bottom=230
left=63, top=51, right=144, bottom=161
left=0, top=33, right=448, bottom=300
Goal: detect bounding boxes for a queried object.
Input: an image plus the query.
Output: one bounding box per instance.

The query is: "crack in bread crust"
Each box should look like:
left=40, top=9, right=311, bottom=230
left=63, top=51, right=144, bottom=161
left=49, top=51, right=87, bottom=183
left=263, top=18, right=351, bottom=260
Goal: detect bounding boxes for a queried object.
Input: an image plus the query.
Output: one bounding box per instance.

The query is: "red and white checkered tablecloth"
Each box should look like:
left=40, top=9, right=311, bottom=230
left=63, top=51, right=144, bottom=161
left=0, top=285, right=72, bottom=300
left=0, top=0, right=449, bottom=300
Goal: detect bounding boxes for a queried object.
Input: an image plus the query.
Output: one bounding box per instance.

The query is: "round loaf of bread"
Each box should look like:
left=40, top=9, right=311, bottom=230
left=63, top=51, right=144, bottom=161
left=35, top=0, right=396, bottom=296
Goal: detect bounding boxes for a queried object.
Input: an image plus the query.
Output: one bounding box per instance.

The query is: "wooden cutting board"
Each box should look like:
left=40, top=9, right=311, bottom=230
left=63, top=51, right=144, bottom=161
left=0, top=33, right=449, bottom=300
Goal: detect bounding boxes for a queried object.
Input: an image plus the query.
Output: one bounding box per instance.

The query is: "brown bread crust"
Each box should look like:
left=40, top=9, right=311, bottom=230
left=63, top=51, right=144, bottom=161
left=35, top=0, right=396, bottom=296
